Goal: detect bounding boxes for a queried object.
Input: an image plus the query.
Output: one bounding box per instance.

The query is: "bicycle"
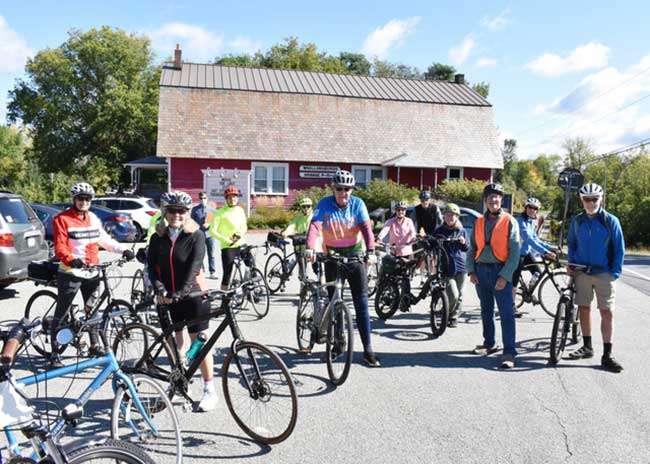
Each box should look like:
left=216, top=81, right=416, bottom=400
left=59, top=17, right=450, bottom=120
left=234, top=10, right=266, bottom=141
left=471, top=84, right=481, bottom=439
left=514, top=255, right=570, bottom=317
left=366, top=242, right=386, bottom=298
left=264, top=232, right=308, bottom=294
left=130, top=250, right=159, bottom=326
left=548, top=263, right=588, bottom=365
left=374, top=236, right=451, bottom=337
left=112, top=288, right=298, bottom=444
left=1, top=315, right=182, bottom=464
left=23, top=259, right=139, bottom=359
left=295, top=253, right=360, bottom=385
left=227, top=245, right=271, bottom=318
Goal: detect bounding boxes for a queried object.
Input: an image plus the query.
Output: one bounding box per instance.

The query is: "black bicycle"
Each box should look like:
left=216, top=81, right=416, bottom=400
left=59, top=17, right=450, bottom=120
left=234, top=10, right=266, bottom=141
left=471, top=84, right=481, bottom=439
left=549, top=263, right=587, bottom=364
left=112, top=288, right=298, bottom=444
left=226, top=244, right=271, bottom=318
left=515, top=255, right=570, bottom=317
left=264, top=232, right=308, bottom=294
left=374, top=236, right=451, bottom=337
left=23, top=258, right=138, bottom=358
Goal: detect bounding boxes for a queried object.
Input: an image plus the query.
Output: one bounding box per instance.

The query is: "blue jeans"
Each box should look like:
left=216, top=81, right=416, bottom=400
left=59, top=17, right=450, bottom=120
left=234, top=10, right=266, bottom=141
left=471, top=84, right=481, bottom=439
left=475, top=263, right=516, bottom=357
left=203, top=232, right=217, bottom=274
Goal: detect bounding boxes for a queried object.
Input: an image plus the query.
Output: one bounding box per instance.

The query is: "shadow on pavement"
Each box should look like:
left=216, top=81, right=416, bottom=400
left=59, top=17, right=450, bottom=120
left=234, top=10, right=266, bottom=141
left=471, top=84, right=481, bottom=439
left=0, top=288, right=18, bottom=300
left=266, top=344, right=338, bottom=397
left=181, top=430, right=271, bottom=460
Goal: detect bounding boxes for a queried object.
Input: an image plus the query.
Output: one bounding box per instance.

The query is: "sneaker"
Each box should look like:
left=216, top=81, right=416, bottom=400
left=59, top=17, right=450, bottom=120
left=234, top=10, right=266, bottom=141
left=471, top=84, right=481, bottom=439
left=567, top=346, right=594, bottom=360
left=362, top=352, right=381, bottom=368
left=601, top=355, right=623, bottom=373
left=197, top=387, right=218, bottom=412
left=500, top=355, right=515, bottom=369
left=472, top=344, right=500, bottom=356
left=209, top=273, right=218, bottom=279
left=448, top=318, right=458, bottom=328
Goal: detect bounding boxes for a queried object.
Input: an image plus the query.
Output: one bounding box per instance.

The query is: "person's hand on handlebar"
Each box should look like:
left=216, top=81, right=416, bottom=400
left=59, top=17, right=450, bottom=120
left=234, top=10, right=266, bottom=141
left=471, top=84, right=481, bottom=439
left=122, top=249, right=135, bottom=261
left=70, top=258, right=85, bottom=269
left=544, top=250, right=557, bottom=260
left=366, top=252, right=377, bottom=267
left=469, top=272, right=479, bottom=285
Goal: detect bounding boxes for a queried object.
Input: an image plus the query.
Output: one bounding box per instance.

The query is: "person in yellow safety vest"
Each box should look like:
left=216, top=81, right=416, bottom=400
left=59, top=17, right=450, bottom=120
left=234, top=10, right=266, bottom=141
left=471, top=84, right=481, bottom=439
left=466, top=183, right=521, bottom=369
left=282, top=197, right=313, bottom=279
left=210, top=185, right=247, bottom=290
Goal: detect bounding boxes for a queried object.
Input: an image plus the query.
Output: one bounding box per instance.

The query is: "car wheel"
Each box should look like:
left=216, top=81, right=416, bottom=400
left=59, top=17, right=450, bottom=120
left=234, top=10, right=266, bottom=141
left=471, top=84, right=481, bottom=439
left=133, top=222, right=144, bottom=242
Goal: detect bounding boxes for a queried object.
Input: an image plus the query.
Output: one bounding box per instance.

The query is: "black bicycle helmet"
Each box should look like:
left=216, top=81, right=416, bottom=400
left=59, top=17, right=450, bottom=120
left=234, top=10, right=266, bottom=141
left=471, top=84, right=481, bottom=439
left=419, top=190, right=432, bottom=200
left=483, top=183, right=505, bottom=197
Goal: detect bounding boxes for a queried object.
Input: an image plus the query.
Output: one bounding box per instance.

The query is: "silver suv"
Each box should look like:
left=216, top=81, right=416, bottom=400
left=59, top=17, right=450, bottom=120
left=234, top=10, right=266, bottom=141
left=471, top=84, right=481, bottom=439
left=0, top=192, right=48, bottom=289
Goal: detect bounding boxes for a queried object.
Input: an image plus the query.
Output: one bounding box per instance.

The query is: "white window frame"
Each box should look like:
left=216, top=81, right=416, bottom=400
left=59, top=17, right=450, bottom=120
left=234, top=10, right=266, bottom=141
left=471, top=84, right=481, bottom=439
left=446, top=166, right=464, bottom=181
left=251, top=162, right=289, bottom=195
left=351, top=165, right=386, bottom=187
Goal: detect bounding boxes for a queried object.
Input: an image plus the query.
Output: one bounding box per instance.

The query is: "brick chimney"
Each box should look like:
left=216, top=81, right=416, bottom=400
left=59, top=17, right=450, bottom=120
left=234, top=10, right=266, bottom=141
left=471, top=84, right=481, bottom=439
left=173, top=44, right=182, bottom=69
left=454, top=73, right=465, bottom=85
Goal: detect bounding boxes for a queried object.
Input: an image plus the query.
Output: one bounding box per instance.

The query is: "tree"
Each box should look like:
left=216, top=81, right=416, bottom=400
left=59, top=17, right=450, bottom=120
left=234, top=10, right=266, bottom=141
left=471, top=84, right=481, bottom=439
left=7, top=27, right=160, bottom=191
left=214, top=53, right=262, bottom=67
left=424, top=63, right=456, bottom=81
left=339, top=52, right=371, bottom=75
left=371, top=59, right=421, bottom=79
left=0, top=126, right=28, bottom=189
left=471, top=81, right=490, bottom=98
left=562, top=137, right=597, bottom=171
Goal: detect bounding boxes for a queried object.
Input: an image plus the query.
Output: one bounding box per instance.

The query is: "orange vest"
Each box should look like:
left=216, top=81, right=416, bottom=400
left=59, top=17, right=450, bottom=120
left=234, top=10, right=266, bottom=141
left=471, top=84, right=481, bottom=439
left=474, top=213, right=512, bottom=262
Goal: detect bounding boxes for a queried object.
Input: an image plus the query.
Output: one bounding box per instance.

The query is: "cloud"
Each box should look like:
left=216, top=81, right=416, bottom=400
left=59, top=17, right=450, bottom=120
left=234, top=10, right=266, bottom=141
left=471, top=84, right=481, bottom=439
left=522, top=53, right=650, bottom=155
left=476, top=57, right=497, bottom=68
left=449, top=35, right=475, bottom=66
left=525, top=41, right=610, bottom=77
left=0, top=16, right=32, bottom=73
left=228, top=37, right=262, bottom=55
left=481, top=9, right=511, bottom=31
left=361, top=17, right=421, bottom=59
left=149, top=22, right=224, bottom=62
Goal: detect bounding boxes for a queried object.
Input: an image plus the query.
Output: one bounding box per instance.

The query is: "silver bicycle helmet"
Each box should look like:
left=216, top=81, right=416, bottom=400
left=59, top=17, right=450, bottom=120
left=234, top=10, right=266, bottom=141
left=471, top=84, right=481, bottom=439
left=332, top=170, right=356, bottom=188
left=164, top=191, right=193, bottom=210
left=70, top=182, right=95, bottom=199
left=395, top=200, right=408, bottom=209
left=579, top=183, right=604, bottom=197
left=524, top=197, right=541, bottom=209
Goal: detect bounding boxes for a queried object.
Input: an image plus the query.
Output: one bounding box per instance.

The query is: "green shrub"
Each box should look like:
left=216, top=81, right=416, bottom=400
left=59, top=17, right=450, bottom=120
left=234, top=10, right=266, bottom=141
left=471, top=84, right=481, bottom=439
left=248, top=206, right=294, bottom=230
left=436, top=179, right=486, bottom=204
left=355, top=179, right=419, bottom=211
left=291, top=185, right=331, bottom=209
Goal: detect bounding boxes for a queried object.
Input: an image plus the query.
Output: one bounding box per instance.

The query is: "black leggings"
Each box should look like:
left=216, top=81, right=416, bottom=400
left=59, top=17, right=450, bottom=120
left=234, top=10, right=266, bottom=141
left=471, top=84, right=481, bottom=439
left=512, top=254, right=543, bottom=287
left=221, top=247, right=241, bottom=286
left=52, top=272, right=100, bottom=352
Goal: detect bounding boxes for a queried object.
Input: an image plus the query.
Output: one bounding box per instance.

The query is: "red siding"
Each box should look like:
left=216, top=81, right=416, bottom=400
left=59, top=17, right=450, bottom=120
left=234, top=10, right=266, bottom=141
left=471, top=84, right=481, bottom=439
left=463, top=167, right=492, bottom=181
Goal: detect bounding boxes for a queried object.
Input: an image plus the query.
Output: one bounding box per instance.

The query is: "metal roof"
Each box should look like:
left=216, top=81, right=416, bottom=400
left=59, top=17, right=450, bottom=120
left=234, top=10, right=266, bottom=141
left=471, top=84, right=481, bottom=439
left=123, top=155, right=167, bottom=167
left=160, top=62, right=490, bottom=107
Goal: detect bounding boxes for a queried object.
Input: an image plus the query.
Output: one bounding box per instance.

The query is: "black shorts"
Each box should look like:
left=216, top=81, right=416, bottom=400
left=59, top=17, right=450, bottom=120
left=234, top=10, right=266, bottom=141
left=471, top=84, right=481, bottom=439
left=167, top=296, right=209, bottom=333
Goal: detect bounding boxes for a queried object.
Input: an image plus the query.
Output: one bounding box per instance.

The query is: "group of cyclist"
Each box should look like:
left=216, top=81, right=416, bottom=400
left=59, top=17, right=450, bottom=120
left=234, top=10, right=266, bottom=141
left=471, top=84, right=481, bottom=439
left=47, top=168, right=626, bottom=399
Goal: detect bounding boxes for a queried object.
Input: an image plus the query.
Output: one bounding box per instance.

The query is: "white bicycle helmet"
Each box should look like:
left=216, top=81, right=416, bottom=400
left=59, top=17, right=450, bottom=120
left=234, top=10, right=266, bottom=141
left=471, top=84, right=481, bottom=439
left=579, top=183, right=604, bottom=197
left=524, top=197, right=541, bottom=209
left=164, top=191, right=193, bottom=210
left=70, top=182, right=95, bottom=199
left=159, top=192, right=173, bottom=208
left=395, top=200, right=408, bottom=209
left=332, top=170, right=356, bottom=188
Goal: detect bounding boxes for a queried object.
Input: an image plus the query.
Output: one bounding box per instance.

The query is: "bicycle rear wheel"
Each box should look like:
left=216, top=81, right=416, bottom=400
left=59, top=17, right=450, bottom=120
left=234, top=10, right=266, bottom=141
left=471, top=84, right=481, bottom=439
left=326, top=302, right=354, bottom=386
left=67, top=438, right=156, bottom=464
left=538, top=270, right=570, bottom=317
left=549, top=300, right=569, bottom=364
left=131, top=269, right=145, bottom=305
left=374, top=279, right=399, bottom=320
left=429, top=289, right=449, bottom=338
left=112, top=323, right=176, bottom=376
left=263, top=253, right=285, bottom=294
left=247, top=268, right=270, bottom=318
left=111, top=375, right=182, bottom=464
left=222, top=341, right=298, bottom=444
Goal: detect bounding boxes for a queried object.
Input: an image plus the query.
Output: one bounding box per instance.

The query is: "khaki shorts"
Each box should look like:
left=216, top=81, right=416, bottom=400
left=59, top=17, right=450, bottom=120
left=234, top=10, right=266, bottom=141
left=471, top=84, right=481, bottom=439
left=574, top=272, right=616, bottom=310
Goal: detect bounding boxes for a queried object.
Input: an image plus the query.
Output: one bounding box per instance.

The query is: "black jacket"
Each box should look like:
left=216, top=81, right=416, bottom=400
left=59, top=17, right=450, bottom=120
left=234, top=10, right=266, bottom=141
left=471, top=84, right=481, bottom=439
left=147, top=219, right=205, bottom=298
left=413, top=204, right=443, bottom=235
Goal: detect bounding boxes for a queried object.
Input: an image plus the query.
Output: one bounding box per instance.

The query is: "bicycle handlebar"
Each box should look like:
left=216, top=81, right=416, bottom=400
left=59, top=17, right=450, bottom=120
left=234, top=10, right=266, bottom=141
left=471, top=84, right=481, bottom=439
left=1, top=318, right=41, bottom=365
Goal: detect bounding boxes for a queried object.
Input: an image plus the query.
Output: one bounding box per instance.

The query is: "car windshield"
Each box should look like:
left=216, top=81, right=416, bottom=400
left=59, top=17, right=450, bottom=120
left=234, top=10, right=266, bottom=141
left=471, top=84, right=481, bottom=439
left=0, top=198, right=37, bottom=224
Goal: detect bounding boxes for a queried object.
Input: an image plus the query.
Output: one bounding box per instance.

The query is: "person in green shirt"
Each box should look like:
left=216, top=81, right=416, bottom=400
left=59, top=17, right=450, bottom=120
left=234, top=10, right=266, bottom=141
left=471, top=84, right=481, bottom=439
left=210, top=185, right=247, bottom=290
left=282, top=197, right=313, bottom=279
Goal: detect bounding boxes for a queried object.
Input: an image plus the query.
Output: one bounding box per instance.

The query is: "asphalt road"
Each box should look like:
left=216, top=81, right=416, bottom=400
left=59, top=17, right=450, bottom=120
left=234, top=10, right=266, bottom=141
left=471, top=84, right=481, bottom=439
left=2, top=234, right=649, bottom=464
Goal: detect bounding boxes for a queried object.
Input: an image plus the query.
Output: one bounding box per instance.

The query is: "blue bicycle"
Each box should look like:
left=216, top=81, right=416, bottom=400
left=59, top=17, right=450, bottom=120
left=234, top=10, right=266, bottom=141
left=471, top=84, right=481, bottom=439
left=1, top=314, right=181, bottom=464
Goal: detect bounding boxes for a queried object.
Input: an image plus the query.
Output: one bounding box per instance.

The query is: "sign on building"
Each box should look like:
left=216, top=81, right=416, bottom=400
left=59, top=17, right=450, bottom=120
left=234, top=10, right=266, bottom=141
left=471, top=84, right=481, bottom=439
left=202, top=168, right=251, bottom=216
left=298, top=165, right=341, bottom=178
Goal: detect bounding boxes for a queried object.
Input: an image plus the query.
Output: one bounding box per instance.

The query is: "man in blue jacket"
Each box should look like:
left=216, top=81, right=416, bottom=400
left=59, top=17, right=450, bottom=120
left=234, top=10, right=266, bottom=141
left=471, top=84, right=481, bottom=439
left=191, top=191, right=217, bottom=278
left=567, top=183, right=625, bottom=372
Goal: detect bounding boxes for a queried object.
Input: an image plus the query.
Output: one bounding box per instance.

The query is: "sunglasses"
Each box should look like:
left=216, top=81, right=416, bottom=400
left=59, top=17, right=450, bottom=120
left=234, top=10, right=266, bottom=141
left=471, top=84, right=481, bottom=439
left=582, top=197, right=600, bottom=203
left=527, top=206, right=539, bottom=211
left=75, top=196, right=92, bottom=202
left=335, top=187, right=352, bottom=193
left=167, top=208, right=188, bottom=215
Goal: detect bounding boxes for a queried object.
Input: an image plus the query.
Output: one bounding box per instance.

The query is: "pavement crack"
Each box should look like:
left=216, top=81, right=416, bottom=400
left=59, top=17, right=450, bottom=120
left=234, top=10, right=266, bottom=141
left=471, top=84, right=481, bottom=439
left=554, top=369, right=571, bottom=398
left=531, top=391, right=574, bottom=462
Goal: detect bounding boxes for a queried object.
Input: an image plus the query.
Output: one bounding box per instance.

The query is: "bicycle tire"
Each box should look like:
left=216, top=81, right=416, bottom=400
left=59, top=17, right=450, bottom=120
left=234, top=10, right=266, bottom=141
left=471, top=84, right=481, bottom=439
left=247, top=268, right=270, bottom=318
left=23, top=289, right=65, bottom=357
left=67, top=438, right=156, bottom=464
left=538, top=270, right=570, bottom=317
left=263, top=253, right=285, bottom=294
left=131, top=269, right=146, bottom=305
left=429, top=289, right=449, bottom=338
left=367, top=263, right=379, bottom=298
left=111, top=374, right=182, bottom=464
left=222, top=341, right=298, bottom=444
left=104, top=299, right=140, bottom=350
left=374, top=279, right=400, bottom=320
left=112, top=323, right=176, bottom=376
left=549, top=300, right=568, bottom=364
left=326, top=302, right=354, bottom=386
left=514, top=277, right=526, bottom=309
left=296, top=289, right=316, bottom=352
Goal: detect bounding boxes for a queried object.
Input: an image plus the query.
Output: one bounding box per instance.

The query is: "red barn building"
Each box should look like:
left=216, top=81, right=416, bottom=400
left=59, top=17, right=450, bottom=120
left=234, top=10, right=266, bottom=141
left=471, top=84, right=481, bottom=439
left=156, top=48, right=502, bottom=205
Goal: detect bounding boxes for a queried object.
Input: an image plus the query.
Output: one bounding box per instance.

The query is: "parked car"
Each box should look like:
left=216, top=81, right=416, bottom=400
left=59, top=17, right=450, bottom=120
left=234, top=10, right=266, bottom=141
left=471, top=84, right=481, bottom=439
left=30, top=203, right=62, bottom=257
left=50, top=203, right=138, bottom=243
left=94, top=196, right=158, bottom=241
left=0, top=192, right=49, bottom=289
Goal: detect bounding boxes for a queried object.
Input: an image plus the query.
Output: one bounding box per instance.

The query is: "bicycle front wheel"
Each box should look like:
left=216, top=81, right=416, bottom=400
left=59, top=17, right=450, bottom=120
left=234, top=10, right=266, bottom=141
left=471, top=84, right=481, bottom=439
left=67, top=438, right=156, bottom=464
left=374, top=279, right=399, bottom=320
left=112, top=323, right=176, bottom=377
left=367, top=262, right=379, bottom=298
left=326, top=302, right=354, bottom=386
left=296, top=290, right=316, bottom=352
left=222, top=341, right=298, bottom=444
left=264, top=253, right=285, bottom=294
left=248, top=268, right=270, bottom=318
left=111, top=375, right=182, bottom=464
left=429, top=289, right=449, bottom=338
left=549, top=300, right=569, bottom=364
left=538, top=270, right=570, bottom=317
